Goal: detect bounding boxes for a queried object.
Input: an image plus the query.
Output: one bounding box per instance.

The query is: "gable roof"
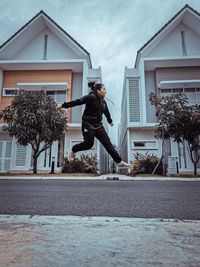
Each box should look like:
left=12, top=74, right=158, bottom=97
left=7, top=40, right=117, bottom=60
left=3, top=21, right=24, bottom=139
left=0, top=10, right=92, bottom=67
left=134, top=4, right=200, bottom=68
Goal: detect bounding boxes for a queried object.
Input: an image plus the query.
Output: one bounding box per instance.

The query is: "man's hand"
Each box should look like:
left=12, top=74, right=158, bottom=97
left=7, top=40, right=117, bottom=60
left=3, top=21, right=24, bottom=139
left=56, top=104, right=62, bottom=110
left=110, top=122, right=114, bottom=127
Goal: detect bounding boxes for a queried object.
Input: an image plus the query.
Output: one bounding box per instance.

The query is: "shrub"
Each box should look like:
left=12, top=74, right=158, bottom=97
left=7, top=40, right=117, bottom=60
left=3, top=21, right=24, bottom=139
left=62, top=154, right=99, bottom=173
left=130, top=152, right=163, bottom=176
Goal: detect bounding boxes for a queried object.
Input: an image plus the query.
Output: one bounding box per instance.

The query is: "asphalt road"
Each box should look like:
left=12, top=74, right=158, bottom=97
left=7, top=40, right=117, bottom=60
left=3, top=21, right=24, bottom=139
left=0, top=179, right=199, bottom=219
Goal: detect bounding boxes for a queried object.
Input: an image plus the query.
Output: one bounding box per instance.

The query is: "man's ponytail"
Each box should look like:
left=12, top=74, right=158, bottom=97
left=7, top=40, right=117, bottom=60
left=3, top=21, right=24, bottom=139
left=88, top=81, right=104, bottom=92
left=88, top=81, right=96, bottom=91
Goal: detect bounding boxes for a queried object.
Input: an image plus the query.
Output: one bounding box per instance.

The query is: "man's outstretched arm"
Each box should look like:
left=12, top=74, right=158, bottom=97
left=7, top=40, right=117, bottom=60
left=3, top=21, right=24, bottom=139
left=56, top=95, right=91, bottom=110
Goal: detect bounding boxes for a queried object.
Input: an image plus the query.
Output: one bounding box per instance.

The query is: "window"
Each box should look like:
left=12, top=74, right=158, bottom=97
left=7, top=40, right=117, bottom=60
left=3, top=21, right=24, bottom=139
left=134, top=142, right=145, bottom=147
left=132, top=140, right=158, bottom=150
left=46, top=90, right=67, bottom=103
left=3, top=88, right=19, bottom=96
left=172, top=88, right=183, bottom=93
left=160, top=89, right=172, bottom=97
left=160, top=88, right=200, bottom=105
left=185, top=88, right=196, bottom=102
left=196, top=88, right=200, bottom=101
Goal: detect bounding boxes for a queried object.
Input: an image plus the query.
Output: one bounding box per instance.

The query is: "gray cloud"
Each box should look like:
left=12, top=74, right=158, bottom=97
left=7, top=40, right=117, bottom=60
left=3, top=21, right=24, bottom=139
left=0, top=0, right=200, bottom=145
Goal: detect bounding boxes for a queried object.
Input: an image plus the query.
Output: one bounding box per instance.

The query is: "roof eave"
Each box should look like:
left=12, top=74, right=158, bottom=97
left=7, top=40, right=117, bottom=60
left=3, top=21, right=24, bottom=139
left=0, top=10, right=43, bottom=50
left=0, top=10, right=92, bottom=68
left=134, top=4, right=200, bottom=68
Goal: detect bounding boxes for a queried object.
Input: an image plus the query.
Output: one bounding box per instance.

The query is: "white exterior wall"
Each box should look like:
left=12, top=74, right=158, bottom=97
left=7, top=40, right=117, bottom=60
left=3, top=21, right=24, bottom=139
left=82, top=61, right=88, bottom=115
left=129, top=128, right=162, bottom=161
left=144, top=23, right=200, bottom=58
left=119, top=68, right=142, bottom=164
left=99, top=141, right=109, bottom=174
left=71, top=72, right=83, bottom=123
left=186, top=26, right=200, bottom=55
left=144, top=23, right=200, bottom=59
left=14, top=28, right=80, bottom=60
left=119, top=75, right=128, bottom=147
left=145, top=71, right=157, bottom=123
left=120, top=131, right=128, bottom=163
left=119, top=68, right=132, bottom=164
left=146, top=24, right=184, bottom=57
left=139, top=59, right=146, bottom=124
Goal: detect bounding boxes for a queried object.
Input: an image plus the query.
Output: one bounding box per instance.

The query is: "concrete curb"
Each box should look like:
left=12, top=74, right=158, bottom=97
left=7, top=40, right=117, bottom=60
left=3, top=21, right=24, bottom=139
left=0, top=174, right=200, bottom=181
left=1, top=214, right=199, bottom=222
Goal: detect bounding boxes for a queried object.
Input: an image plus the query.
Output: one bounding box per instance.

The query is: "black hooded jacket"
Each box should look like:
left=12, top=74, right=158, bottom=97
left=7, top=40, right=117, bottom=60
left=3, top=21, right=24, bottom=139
left=62, top=91, right=113, bottom=125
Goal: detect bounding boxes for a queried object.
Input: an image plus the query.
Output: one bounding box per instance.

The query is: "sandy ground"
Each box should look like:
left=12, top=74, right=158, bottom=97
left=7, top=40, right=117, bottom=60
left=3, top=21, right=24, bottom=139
left=0, top=215, right=200, bottom=266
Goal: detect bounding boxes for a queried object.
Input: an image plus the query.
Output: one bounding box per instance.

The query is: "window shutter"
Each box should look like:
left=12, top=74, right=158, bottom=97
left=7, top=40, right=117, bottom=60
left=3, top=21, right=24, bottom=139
left=15, top=144, right=27, bottom=166
left=128, top=79, right=140, bottom=122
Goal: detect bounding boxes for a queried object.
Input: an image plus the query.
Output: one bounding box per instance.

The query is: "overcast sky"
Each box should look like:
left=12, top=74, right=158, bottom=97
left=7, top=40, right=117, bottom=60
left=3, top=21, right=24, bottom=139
left=0, top=0, right=200, bottom=145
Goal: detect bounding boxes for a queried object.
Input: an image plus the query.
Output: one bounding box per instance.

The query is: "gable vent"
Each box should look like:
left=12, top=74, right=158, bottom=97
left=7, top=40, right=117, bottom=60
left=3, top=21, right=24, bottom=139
left=43, top=34, right=48, bottom=60
left=181, top=31, right=187, bottom=56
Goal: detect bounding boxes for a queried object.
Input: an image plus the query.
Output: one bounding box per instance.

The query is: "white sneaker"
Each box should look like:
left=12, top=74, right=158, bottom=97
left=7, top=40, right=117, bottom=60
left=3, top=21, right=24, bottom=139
left=68, top=147, right=75, bottom=161
left=117, top=161, right=131, bottom=168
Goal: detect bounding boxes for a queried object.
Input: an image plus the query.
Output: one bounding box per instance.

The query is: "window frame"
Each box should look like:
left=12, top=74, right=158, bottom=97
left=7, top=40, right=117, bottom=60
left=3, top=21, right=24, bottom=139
left=132, top=140, right=158, bottom=150
left=160, top=87, right=200, bottom=105
left=46, top=90, right=67, bottom=104
left=3, top=88, right=19, bottom=97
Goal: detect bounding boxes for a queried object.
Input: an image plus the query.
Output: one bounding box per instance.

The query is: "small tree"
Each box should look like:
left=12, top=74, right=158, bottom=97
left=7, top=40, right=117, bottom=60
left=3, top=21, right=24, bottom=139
left=0, top=90, right=67, bottom=174
left=130, top=152, right=163, bottom=176
left=62, top=154, right=99, bottom=173
left=149, top=93, right=200, bottom=175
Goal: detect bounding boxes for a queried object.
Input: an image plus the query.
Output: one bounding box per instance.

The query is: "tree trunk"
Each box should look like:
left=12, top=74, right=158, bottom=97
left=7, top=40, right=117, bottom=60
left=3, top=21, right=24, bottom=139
left=189, top=147, right=198, bottom=176
left=194, top=163, right=197, bottom=176
left=33, top=154, right=38, bottom=174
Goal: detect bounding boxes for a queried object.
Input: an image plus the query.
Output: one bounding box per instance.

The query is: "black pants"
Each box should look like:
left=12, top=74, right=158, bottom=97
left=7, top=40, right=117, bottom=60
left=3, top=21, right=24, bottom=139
left=72, top=120, right=122, bottom=163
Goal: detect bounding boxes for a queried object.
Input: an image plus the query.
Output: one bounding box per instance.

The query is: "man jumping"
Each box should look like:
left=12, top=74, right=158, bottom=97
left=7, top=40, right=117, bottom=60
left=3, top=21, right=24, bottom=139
left=56, top=81, right=131, bottom=168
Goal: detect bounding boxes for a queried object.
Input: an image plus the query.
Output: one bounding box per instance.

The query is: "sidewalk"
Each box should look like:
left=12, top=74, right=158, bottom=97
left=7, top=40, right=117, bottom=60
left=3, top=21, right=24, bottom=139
left=1, top=174, right=200, bottom=266
left=0, top=173, right=200, bottom=181
left=0, top=215, right=200, bottom=266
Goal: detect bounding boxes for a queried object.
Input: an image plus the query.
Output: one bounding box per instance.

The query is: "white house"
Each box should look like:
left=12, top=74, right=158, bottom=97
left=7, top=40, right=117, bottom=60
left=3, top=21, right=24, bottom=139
left=119, top=4, right=200, bottom=173
left=0, top=10, right=109, bottom=173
